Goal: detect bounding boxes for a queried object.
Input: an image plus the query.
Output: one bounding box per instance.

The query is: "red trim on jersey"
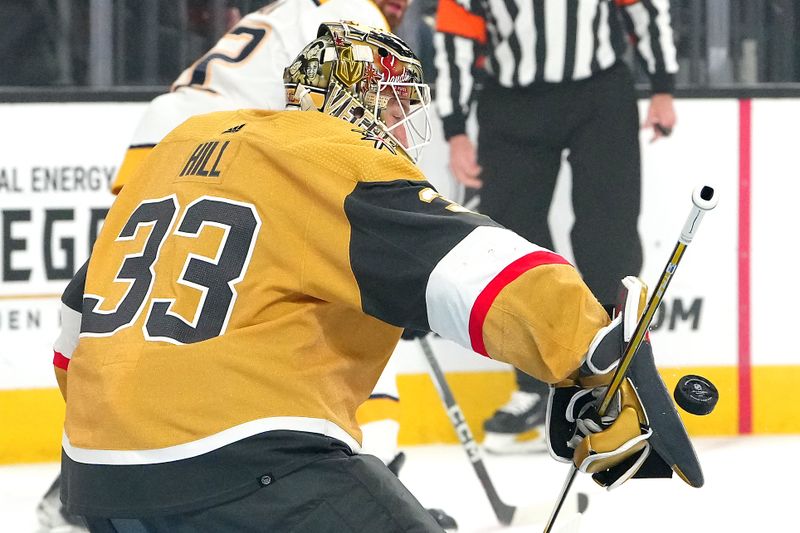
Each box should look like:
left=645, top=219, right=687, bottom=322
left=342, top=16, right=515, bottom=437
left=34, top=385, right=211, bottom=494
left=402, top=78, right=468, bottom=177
left=468, top=251, right=570, bottom=357
left=738, top=98, right=752, bottom=435
left=53, top=351, right=70, bottom=370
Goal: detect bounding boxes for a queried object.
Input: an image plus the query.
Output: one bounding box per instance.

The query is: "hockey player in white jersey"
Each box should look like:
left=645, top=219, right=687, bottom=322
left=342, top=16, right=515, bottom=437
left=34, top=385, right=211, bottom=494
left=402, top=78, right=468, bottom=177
left=111, top=0, right=395, bottom=194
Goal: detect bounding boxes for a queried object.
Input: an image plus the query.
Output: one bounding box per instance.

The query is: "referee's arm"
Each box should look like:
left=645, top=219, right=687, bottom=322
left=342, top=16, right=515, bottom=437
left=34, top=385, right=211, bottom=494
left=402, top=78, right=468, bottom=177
left=433, top=0, right=487, bottom=186
left=618, top=0, right=679, bottom=141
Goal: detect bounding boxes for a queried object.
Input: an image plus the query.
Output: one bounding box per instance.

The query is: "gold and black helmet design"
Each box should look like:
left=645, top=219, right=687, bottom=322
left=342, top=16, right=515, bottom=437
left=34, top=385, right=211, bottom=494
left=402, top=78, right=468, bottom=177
left=284, top=21, right=432, bottom=162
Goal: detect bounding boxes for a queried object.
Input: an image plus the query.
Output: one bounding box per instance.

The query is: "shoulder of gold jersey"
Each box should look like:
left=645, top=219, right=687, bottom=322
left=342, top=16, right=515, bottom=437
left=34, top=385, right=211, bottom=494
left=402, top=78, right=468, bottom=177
left=158, top=109, right=269, bottom=144
left=113, top=110, right=255, bottom=194
left=273, top=111, right=426, bottom=185
left=155, top=109, right=425, bottom=186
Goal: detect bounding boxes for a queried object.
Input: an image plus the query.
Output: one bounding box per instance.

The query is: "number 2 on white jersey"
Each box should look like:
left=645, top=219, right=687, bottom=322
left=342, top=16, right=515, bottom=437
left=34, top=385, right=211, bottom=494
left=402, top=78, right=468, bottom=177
left=173, top=24, right=269, bottom=90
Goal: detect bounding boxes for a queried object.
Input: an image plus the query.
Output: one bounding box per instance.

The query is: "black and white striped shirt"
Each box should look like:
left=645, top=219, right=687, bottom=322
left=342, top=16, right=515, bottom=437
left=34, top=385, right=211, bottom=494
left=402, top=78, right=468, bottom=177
left=434, top=0, right=678, bottom=138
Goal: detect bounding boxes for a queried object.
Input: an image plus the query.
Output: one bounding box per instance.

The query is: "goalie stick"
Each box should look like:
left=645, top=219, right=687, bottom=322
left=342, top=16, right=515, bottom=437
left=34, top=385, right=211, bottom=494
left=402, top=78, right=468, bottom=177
left=543, top=185, right=719, bottom=533
left=418, top=336, right=589, bottom=527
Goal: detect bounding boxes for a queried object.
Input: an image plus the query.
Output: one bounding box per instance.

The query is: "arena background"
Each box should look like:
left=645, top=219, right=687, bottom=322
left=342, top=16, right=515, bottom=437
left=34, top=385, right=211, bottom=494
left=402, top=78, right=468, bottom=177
left=2, top=95, right=797, bottom=463
left=2, top=0, right=800, bottom=465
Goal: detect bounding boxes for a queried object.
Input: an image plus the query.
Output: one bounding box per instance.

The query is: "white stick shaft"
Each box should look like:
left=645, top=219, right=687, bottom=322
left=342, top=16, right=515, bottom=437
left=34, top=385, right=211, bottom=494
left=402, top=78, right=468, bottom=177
left=681, top=185, right=719, bottom=243
left=680, top=206, right=707, bottom=244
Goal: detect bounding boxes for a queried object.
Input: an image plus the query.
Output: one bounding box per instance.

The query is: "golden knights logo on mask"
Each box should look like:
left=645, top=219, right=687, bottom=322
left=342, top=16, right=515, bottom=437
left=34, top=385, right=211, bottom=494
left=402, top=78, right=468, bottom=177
left=334, top=46, right=364, bottom=86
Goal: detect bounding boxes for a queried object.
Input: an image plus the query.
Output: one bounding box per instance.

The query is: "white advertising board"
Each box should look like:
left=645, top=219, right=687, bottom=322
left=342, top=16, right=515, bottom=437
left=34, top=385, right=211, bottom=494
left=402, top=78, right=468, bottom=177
left=636, top=99, right=739, bottom=367
left=0, top=103, right=145, bottom=389
left=750, top=100, right=800, bottom=365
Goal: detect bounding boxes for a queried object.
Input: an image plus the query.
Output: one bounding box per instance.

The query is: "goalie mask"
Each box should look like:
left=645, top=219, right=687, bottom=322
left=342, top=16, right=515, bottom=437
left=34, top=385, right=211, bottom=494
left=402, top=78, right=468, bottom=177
left=284, top=22, right=432, bottom=163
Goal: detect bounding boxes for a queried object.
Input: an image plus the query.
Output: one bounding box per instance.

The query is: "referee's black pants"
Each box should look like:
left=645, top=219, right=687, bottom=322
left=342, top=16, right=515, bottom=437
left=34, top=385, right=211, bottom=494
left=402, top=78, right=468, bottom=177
left=476, top=62, right=643, bottom=393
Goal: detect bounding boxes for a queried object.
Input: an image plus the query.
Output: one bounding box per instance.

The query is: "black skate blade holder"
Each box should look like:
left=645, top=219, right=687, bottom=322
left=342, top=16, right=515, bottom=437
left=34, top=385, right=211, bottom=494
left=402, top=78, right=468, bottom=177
left=543, top=185, right=719, bottom=533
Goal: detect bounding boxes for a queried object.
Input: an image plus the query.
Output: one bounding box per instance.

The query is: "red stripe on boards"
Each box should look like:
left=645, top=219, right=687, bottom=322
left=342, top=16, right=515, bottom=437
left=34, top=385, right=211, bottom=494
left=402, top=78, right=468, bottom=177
left=53, top=351, right=70, bottom=370
left=468, top=251, right=570, bottom=357
left=738, top=98, right=752, bottom=435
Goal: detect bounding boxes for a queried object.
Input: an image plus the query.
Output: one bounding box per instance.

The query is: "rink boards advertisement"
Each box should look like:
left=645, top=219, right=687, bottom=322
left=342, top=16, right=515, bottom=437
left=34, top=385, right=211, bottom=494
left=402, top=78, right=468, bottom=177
left=1, top=98, right=798, bottom=462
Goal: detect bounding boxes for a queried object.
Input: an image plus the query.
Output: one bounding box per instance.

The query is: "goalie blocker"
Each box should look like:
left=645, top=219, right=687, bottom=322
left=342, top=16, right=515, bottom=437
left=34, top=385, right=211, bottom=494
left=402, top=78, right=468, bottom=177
left=546, top=276, right=703, bottom=489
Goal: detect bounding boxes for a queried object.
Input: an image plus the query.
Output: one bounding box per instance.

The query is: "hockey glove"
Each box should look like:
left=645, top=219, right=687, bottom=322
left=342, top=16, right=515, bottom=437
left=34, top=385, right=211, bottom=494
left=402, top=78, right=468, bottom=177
left=546, top=277, right=653, bottom=489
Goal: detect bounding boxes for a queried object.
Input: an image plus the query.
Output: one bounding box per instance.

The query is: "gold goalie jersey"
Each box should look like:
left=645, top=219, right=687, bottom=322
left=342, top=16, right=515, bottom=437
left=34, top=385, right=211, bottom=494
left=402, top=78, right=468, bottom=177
left=54, top=110, right=608, bottom=515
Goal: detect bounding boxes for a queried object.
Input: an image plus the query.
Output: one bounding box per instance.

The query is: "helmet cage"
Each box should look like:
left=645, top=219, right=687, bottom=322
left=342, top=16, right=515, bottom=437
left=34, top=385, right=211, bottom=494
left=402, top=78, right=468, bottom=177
left=284, top=22, right=432, bottom=163
left=369, top=81, right=432, bottom=163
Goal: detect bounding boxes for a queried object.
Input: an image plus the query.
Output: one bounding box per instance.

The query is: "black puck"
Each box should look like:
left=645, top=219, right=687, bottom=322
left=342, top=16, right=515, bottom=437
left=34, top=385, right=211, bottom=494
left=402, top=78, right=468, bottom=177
left=674, top=374, right=719, bottom=415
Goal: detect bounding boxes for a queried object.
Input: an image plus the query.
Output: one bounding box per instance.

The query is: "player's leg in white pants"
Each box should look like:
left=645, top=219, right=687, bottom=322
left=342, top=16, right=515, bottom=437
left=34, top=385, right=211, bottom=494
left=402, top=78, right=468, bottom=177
left=357, top=346, right=401, bottom=465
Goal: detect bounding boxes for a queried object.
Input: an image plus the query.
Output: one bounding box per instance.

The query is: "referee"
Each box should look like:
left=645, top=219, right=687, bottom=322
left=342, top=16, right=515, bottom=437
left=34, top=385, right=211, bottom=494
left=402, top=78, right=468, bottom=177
left=433, top=0, right=678, bottom=454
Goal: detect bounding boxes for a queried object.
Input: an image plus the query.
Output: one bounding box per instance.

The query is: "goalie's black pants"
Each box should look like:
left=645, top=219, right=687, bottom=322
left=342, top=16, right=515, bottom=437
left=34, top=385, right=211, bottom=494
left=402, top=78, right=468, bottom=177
left=81, top=438, right=442, bottom=533
left=476, top=62, right=643, bottom=393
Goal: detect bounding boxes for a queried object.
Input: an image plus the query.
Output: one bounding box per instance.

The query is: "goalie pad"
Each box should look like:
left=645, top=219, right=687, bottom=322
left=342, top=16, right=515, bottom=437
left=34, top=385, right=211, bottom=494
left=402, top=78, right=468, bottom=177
left=546, top=276, right=703, bottom=489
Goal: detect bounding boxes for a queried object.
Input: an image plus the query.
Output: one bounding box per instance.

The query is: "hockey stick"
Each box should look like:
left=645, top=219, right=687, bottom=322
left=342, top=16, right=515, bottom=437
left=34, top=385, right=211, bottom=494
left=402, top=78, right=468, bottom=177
left=543, top=185, right=719, bottom=533
left=418, top=336, right=588, bottom=527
